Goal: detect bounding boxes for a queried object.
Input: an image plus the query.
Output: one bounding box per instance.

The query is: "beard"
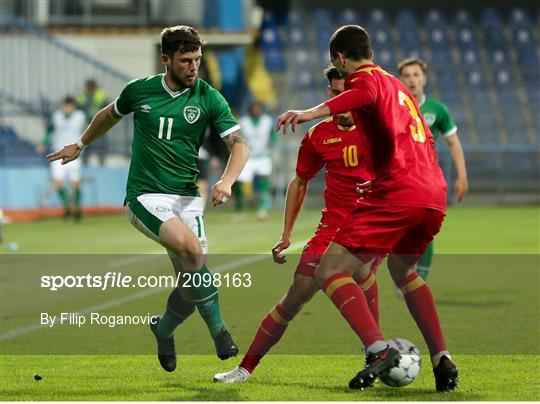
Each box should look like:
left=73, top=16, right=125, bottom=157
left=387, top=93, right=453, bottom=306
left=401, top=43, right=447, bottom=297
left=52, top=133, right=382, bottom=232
left=169, top=66, right=196, bottom=88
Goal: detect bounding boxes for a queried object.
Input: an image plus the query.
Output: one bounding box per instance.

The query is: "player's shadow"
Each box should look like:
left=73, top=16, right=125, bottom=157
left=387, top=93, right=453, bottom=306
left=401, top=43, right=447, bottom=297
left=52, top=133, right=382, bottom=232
left=373, top=386, right=482, bottom=400
left=163, top=381, right=244, bottom=401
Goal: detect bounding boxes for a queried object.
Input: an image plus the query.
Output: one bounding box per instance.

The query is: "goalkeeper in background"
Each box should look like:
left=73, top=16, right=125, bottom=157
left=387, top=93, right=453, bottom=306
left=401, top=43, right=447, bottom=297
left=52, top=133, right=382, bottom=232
left=399, top=57, right=468, bottom=280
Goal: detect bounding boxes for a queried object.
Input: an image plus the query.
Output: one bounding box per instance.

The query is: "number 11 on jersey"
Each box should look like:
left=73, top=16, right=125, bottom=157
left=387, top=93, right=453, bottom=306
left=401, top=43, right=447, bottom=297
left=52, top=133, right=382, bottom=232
left=158, top=117, right=173, bottom=140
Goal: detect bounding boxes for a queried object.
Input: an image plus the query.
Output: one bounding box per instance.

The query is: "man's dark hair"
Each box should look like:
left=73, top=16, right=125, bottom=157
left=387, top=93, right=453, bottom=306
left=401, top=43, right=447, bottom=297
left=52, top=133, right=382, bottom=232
left=323, top=65, right=343, bottom=83
left=329, top=25, right=372, bottom=61
left=398, top=57, right=428, bottom=75
left=161, top=25, right=203, bottom=57
left=63, top=95, right=76, bottom=105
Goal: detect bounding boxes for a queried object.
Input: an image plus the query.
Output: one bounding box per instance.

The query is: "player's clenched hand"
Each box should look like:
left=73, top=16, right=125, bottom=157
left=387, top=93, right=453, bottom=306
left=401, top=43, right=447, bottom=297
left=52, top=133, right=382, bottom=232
left=47, top=143, right=81, bottom=165
left=211, top=179, right=232, bottom=207
left=275, top=110, right=313, bottom=135
left=272, top=237, right=291, bottom=264
left=356, top=180, right=372, bottom=199
left=454, top=177, right=468, bottom=202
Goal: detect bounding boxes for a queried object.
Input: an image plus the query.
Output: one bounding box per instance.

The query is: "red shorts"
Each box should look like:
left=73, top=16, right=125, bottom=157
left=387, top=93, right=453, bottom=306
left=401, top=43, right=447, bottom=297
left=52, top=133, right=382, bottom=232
left=296, top=210, right=385, bottom=278
left=333, top=205, right=445, bottom=265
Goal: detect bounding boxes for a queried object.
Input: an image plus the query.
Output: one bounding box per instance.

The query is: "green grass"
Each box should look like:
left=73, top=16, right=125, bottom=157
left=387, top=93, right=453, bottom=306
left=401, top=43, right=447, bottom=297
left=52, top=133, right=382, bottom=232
left=1, top=206, right=539, bottom=401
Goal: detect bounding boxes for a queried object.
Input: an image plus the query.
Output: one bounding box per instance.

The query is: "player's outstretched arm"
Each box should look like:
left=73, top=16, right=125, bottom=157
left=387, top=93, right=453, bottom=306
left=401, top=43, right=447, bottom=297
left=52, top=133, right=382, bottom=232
left=47, top=103, right=121, bottom=165
left=444, top=133, right=468, bottom=202
left=211, top=129, right=249, bottom=207
left=272, top=175, right=309, bottom=264
left=275, top=104, right=330, bottom=135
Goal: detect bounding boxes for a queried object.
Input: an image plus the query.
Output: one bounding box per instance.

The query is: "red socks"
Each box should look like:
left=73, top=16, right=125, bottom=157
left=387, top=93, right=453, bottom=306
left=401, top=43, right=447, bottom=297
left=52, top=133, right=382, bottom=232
left=322, top=272, right=384, bottom=348
left=357, top=272, right=379, bottom=325
left=240, top=304, right=292, bottom=373
left=397, top=271, right=447, bottom=356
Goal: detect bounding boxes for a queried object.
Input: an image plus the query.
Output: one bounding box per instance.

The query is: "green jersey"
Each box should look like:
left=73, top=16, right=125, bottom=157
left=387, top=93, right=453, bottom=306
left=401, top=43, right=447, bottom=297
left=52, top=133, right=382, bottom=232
left=114, top=74, right=239, bottom=202
left=419, top=95, right=457, bottom=142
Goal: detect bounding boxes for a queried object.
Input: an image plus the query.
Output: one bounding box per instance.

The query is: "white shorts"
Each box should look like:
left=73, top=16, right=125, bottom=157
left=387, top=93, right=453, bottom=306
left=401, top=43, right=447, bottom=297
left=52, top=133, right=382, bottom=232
left=50, top=159, right=81, bottom=182
left=237, top=156, right=272, bottom=183
left=126, top=194, right=208, bottom=254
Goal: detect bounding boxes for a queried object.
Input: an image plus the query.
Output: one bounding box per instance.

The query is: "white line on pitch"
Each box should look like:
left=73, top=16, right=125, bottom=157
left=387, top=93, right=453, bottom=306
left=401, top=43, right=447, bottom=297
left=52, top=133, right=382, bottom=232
left=0, top=240, right=308, bottom=341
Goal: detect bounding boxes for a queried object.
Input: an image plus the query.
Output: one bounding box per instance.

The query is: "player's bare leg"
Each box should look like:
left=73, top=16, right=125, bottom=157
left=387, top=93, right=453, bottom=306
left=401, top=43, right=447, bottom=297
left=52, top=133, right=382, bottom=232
left=150, top=217, right=237, bottom=372
left=315, top=242, right=400, bottom=389
left=387, top=253, right=458, bottom=391
left=215, top=274, right=318, bottom=383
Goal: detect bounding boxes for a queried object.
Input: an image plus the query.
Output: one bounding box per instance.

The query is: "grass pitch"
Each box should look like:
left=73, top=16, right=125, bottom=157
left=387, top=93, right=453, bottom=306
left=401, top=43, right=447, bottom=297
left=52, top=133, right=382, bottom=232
left=1, top=206, right=539, bottom=401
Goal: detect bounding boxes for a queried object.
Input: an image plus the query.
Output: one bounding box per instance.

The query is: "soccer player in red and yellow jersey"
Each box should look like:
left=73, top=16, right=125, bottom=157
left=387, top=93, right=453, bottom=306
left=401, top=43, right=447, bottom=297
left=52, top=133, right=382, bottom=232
left=214, top=66, right=380, bottom=383
left=276, top=25, right=458, bottom=392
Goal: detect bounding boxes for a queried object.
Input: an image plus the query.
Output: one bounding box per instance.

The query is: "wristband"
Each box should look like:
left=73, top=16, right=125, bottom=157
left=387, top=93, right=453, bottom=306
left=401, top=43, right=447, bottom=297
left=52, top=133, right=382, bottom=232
left=76, top=137, right=87, bottom=151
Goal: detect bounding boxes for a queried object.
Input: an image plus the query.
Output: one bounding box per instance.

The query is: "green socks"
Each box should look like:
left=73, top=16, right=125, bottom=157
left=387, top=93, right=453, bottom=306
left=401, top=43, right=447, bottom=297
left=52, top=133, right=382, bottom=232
left=73, top=187, right=81, bottom=208
left=232, top=182, right=245, bottom=213
left=57, top=187, right=69, bottom=210
left=189, top=266, right=227, bottom=338
left=417, top=242, right=434, bottom=280
left=257, top=176, right=270, bottom=212
left=156, top=288, right=195, bottom=338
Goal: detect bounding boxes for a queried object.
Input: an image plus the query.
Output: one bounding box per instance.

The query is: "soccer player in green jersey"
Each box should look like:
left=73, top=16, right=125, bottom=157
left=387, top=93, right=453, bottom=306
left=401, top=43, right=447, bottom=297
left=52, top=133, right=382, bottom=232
left=398, top=58, right=468, bottom=280
left=48, top=26, right=250, bottom=371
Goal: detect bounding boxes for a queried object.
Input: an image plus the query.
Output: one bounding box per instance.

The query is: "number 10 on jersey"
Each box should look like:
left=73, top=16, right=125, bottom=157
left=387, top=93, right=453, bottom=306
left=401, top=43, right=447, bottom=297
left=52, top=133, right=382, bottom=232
left=158, top=117, right=173, bottom=140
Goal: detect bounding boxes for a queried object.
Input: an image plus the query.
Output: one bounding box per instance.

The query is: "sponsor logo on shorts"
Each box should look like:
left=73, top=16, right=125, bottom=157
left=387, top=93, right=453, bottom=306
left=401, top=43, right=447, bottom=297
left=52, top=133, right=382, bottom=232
left=155, top=205, right=171, bottom=213
left=184, top=106, right=201, bottom=124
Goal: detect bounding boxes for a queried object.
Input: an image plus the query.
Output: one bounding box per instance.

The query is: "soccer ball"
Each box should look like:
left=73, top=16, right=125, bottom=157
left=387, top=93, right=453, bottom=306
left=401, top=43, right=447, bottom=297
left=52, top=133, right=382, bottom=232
left=379, top=338, right=421, bottom=387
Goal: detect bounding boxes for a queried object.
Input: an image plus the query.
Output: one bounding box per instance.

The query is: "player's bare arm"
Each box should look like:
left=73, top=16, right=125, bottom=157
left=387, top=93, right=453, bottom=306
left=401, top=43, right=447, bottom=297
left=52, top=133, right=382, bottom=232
left=47, top=103, right=121, bottom=165
left=276, top=104, right=331, bottom=135
left=445, top=133, right=468, bottom=201
left=211, top=129, right=249, bottom=207
left=272, top=175, right=310, bottom=264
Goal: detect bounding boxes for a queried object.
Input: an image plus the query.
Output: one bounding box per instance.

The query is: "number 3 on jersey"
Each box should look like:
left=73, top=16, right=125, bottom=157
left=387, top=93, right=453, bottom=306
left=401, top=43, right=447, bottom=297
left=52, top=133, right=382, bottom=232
left=398, top=90, right=426, bottom=143
left=158, top=117, right=173, bottom=140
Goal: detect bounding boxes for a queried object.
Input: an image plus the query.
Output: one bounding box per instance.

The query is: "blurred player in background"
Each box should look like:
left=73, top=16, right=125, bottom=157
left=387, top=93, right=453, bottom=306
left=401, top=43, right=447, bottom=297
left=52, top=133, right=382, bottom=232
left=399, top=57, right=468, bottom=280
left=77, top=79, right=109, bottom=165
left=235, top=101, right=278, bottom=221
left=48, top=26, right=249, bottom=372
left=214, top=66, right=378, bottom=383
left=40, top=96, right=86, bottom=220
left=276, top=25, right=458, bottom=392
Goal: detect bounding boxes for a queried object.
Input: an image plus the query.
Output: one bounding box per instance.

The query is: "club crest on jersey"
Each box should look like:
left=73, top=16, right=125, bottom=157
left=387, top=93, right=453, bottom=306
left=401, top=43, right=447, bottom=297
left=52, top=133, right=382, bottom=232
left=184, top=106, right=200, bottom=124
left=423, top=112, right=436, bottom=126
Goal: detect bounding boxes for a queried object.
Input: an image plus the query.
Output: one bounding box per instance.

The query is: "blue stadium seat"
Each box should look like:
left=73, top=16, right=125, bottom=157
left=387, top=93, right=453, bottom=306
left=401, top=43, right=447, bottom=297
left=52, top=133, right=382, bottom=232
left=367, top=9, right=389, bottom=29
left=431, top=48, right=453, bottom=65
left=484, top=26, right=507, bottom=49
left=456, top=28, right=478, bottom=49
left=509, top=8, right=531, bottom=27
left=427, top=28, right=451, bottom=48
left=338, top=8, right=360, bottom=26
left=312, top=9, right=334, bottom=28
left=398, top=30, right=422, bottom=50
left=489, top=49, right=511, bottom=67
left=516, top=48, right=538, bottom=66
left=481, top=8, right=502, bottom=27
left=453, top=9, right=473, bottom=28
left=372, top=29, right=391, bottom=48
left=465, top=69, right=488, bottom=88
left=459, top=49, right=480, bottom=66
left=512, top=27, right=533, bottom=49
left=375, top=48, right=395, bottom=70
left=395, top=9, right=418, bottom=29
left=260, top=26, right=282, bottom=51
left=424, top=8, right=445, bottom=29
left=287, top=10, right=303, bottom=29
left=264, top=49, right=286, bottom=72
left=315, top=27, right=334, bottom=50
left=287, top=26, right=311, bottom=47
